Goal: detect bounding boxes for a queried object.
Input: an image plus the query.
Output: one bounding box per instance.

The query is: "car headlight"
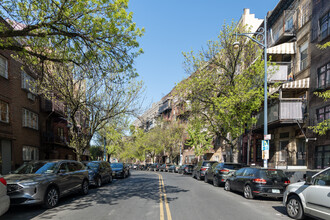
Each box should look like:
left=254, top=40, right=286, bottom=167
left=20, top=181, right=39, bottom=186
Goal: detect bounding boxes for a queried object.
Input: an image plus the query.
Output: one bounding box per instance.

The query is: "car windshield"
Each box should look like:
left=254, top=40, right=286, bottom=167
left=111, top=163, right=123, bottom=168
left=223, top=164, right=243, bottom=170
left=86, top=162, right=99, bottom=170
left=203, top=162, right=215, bottom=167
left=260, top=169, right=286, bottom=179
left=14, top=162, right=57, bottom=174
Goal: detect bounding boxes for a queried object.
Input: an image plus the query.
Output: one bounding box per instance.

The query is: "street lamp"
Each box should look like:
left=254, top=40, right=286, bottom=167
left=233, top=16, right=268, bottom=168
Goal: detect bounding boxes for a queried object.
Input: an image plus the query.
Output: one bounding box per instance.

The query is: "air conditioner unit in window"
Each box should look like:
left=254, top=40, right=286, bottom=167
left=27, top=92, right=35, bottom=101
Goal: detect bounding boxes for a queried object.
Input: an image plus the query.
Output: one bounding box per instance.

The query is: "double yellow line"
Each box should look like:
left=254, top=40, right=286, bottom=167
left=157, top=174, right=172, bottom=220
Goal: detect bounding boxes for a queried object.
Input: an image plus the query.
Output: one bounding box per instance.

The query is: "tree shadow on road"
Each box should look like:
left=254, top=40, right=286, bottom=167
left=2, top=172, right=189, bottom=220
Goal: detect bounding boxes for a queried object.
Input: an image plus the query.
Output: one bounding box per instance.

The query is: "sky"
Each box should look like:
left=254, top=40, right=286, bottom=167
left=128, top=0, right=280, bottom=111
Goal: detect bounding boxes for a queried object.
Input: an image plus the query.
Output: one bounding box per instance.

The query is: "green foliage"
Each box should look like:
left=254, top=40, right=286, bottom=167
left=176, top=21, right=265, bottom=156
left=309, top=119, right=330, bottom=136
left=89, top=146, right=104, bottom=160
left=317, top=41, right=330, bottom=50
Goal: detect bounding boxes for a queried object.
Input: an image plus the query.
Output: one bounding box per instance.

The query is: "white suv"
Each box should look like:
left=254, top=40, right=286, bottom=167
left=283, top=167, right=330, bottom=219
left=0, top=175, right=10, bottom=216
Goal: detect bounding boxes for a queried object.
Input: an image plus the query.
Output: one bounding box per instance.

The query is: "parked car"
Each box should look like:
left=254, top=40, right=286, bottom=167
left=5, top=160, right=89, bottom=208
left=133, top=164, right=138, bottom=170
left=0, top=175, right=10, bottom=216
left=205, top=162, right=244, bottom=186
left=283, top=167, right=330, bottom=220
left=192, top=160, right=217, bottom=180
left=110, top=162, right=130, bottom=178
left=178, top=165, right=194, bottom=175
left=168, top=165, right=180, bottom=173
left=224, top=167, right=290, bottom=199
left=83, top=161, right=112, bottom=187
left=159, top=164, right=171, bottom=172
left=137, top=164, right=145, bottom=170
left=150, top=163, right=160, bottom=171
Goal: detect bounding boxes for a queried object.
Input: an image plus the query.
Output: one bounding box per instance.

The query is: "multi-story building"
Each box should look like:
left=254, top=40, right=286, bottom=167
left=307, top=0, right=330, bottom=169
left=0, top=48, right=40, bottom=174
left=242, top=0, right=313, bottom=169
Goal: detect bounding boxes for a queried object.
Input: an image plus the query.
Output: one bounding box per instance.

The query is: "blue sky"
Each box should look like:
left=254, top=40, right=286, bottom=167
left=128, top=0, right=279, bottom=110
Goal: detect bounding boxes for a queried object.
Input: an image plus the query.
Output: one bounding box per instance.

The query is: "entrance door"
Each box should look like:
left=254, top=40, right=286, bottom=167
left=1, top=140, right=12, bottom=174
left=297, top=139, right=306, bottom=166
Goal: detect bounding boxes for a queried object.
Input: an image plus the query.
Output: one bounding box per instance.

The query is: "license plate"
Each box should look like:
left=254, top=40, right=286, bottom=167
left=272, top=189, right=280, bottom=193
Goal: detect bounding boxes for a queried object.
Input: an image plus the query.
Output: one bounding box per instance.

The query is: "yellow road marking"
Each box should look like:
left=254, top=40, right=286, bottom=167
left=157, top=174, right=172, bottom=220
left=159, top=175, right=164, bottom=220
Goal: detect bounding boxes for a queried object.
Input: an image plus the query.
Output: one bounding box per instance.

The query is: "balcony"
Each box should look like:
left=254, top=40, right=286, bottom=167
left=159, top=99, right=171, bottom=114
left=41, top=98, right=65, bottom=115
left=254, top=99, right=304, bottom=128
left=42, top=132, right=68, bottom=146
left=268, top=62, right=291, bottom=82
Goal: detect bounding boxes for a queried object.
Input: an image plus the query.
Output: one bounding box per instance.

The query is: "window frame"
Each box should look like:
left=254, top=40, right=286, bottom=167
left=22, top=146, right=39, bottom=161
left=316, top=105, right=330, bottom=123
left=21, top=71, right=36, bottom=93
left=319, top=11, right=330, bottom=40
left=299, top=42, right=308, bottom=71
left=22, top=108, right=38, bottom=130
left=0, top=55, right=8, bottom=79
left=317, top=62, right=330, bottom=89
left=0, top=100, right=9, bottom=123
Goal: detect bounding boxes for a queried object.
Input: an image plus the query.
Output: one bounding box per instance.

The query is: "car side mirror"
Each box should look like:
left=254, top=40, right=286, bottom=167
left=305, top=176, right=312, bottom=185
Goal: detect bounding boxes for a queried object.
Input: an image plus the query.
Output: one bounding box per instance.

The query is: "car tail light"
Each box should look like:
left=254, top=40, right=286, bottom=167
left=220, top=169, right=229, bottom=173
left=0, top=177, right=6, bottom=186
left=284, top=180, right=290, bottom=185
left=252, top=178, right=267, bottom=184
left=201, top=168, right=207, bottom=171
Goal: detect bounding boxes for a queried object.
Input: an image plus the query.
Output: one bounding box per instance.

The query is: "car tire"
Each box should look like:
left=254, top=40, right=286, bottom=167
left=243, top=185, right=254, bottom=199
left=286, top=195, right=304, bottom=220
left=96, top=176, right=102, bottom=187
left=213, top=176, right=219, bottom=187
left=224, top=181, right=231, bottom=191
left=108, top=175, right=113, bottom=183
left=81, top=179, right=89, bottom=195
left=43, top=186, right=59, bottom=209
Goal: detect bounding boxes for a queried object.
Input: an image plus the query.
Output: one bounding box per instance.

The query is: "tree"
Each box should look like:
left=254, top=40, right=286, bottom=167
left=177, top=21, right=266, bottom=161
left=0, top=0, right=144, bottom=76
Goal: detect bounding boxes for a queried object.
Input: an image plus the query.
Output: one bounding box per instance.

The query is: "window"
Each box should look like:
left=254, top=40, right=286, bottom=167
left=317, top=62, right=330, bottom=89
left=0, top=100, right=9, bottom=123
left=320, top=11, right=330, bottom=40
left=22, top=108, right=38, bottom=130
left=21, top=71, right=36, bottom=93
left=285, top=16, right=293, bottom=32
left=22, top=146, right=39, bottom=161
left=316, top=105, right=330, bottom=123
left=300, top=42, right=308, bottom=71
left=300, top=2, right=311, bottom=27
left=313, top=169, right=330, bottom=186
left=315, top=146, right=330, bottom=169
left=0, top=55, right=8, bottom=79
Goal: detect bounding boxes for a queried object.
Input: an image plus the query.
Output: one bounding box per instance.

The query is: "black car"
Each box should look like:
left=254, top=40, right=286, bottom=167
left=224, top=167, right=290, bottom=199
left=159, top=164, right=171, bottom=172
left=149, top=163, right=160, bottom=171
left=192, top=160, right=217, bottom=180
left=178, top=165, right=194, bottom=174
left=110, top=163, right=130, bottom=178
left=204, top=162, right=244, bottom=186
left=168, top=165, right=180, bottom=173
left=83, top=161, right=113, bottom=187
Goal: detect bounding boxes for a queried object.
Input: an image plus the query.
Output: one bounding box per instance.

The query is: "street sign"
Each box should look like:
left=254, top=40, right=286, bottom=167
left=262, top=150, right=269, bottom=159
left=264, top=134, right=271, bottom=140
left=262, top=140, right=269, bottom=151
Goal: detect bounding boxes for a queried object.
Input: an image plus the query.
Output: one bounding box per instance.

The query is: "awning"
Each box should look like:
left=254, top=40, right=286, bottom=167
left=282, top=77, right=309, bottom=89
left=267, top=42, right=295, bottom=54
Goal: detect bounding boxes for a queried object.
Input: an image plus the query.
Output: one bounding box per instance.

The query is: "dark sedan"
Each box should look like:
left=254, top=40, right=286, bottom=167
left=110, top=163, right=130, bottom=178
left=83, top=161, right=112, bottom=187
left=192, top=160, right=217, bottom=180
left=204, top=162, right=244, bottom=186
left=178, top=165, right=194, bottom=174
left=224, top=167, right=290, bottom=199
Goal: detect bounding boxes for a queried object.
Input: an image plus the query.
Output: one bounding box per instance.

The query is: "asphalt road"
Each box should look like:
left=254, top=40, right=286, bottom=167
left=1, top=170, right=316, bottom=220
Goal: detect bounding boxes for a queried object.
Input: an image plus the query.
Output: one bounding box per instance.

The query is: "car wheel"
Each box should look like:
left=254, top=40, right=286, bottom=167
left=286, top=195, right=304, bottom=219
left=213, top=177, right=219, bottom=187
left=244, top=185, right=254, bottom=199
left=43, top=187, right=59, bottom=209
left=81, top=179, right=89, bottom=195
left=108, top=175, right=113, bottom=183
left=224, top=181, right=231, bottom=191
left=96, top=176, right=102, bottom=187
